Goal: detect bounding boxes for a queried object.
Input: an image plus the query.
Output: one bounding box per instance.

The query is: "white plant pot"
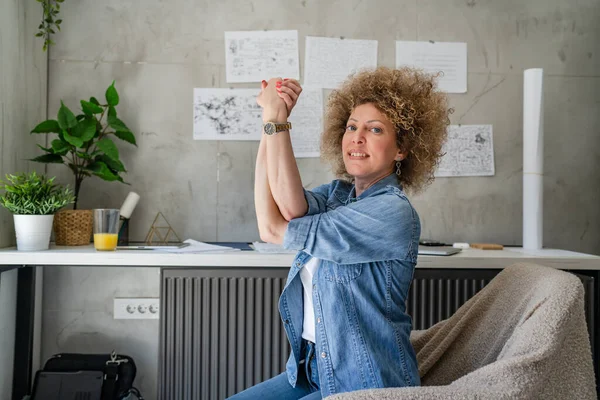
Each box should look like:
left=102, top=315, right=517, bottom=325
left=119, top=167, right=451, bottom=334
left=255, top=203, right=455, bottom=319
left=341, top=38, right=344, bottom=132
left=14, top=214, right=54, bottom=251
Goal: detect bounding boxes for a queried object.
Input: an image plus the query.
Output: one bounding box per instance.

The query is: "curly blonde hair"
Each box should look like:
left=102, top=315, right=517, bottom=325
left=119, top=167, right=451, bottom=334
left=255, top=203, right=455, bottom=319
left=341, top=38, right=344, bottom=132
left=321, top=66, right=452, bottom=194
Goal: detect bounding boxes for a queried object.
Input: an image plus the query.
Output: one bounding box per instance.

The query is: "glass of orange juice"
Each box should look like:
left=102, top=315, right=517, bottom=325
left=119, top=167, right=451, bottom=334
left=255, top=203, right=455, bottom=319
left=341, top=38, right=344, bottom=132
left=93, top=209, right=120, bottom=251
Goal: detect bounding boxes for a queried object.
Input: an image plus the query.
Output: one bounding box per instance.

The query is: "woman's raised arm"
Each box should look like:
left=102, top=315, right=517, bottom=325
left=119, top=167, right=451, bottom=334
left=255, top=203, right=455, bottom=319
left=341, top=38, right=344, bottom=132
left=257, top=78, right=307, bottom=221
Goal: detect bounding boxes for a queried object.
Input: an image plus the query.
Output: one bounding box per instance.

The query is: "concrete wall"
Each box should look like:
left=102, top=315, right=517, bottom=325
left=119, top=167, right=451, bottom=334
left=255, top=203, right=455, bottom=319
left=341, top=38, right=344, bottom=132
left=41, top=0, right=600, bottom=398
left=0, top=0, right=47, bottom=397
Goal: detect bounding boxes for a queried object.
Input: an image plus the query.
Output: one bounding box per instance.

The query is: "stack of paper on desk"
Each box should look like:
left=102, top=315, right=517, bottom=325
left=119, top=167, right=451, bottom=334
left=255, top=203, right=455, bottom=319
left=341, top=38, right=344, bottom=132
left=162, top=239, right=240, bottom=253
left=251, top=242, right=297, bottom=254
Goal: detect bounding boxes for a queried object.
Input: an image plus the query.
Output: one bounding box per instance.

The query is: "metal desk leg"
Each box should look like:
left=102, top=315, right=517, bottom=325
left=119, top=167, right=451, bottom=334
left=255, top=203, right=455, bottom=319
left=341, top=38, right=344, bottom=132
left=12, top=266, right=36, bottom=400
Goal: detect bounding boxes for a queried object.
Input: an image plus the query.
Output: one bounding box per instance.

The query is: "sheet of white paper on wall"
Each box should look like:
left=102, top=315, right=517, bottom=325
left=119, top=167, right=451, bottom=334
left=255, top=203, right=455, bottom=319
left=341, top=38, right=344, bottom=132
left=396, top=41, right=467, bottom=93
left=225, top=30, right=300, bottom=83
left=304, top=36, right=378, bottom=89
left=193, top=88, right=262, bottom=141
left=435, top=125, right=495, bottom=177
left=289, top=88, right=323, bottom=158
left=193, top=87, right=324, bottom=155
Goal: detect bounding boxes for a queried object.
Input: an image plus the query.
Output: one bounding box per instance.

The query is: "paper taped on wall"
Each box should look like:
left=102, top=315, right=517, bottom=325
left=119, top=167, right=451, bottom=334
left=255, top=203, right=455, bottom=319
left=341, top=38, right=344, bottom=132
left=435, top=125, right=495, bottom=177
left=304, top=36, right=378, bottom=89
left=396, top=40, right=467, bottom=93
left=193, top=88, right=262, bottom=141
left=225, top=30, right=300, bottom=83
left=193, top=87, right=323, bottom=157
left=287, top=88, right=323, bottom=158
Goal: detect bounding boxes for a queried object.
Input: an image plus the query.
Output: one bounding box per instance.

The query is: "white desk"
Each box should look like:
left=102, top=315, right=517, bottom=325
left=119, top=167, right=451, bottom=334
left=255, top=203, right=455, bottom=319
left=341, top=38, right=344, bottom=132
left=0, top=244, right=599, bottom=269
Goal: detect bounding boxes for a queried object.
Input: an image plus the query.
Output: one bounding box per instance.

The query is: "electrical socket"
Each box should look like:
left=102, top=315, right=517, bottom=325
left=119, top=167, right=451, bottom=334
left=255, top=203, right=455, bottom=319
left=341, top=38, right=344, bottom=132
left=114, top=298, right=159, bottom=319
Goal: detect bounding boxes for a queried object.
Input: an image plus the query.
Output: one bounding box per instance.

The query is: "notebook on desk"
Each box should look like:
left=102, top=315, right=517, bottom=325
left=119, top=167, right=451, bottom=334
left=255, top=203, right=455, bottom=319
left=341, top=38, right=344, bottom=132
left=116, top=242, right=190, bottom=250
left=418, top=246, right=462, bottom=256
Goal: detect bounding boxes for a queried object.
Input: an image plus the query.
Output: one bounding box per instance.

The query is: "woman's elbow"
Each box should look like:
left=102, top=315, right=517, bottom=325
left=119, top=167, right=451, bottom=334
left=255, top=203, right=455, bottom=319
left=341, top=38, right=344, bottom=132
left=258, top=224, right=276, bottom=244
left=280, top=209, right=298, bottom=222
left=258, top=223, right=271, bottom=243
left=280, top=205, right=307, bottom=221
left=258, top=224, right=284, bottom=245
left=259, top=229, right=272, bottom=243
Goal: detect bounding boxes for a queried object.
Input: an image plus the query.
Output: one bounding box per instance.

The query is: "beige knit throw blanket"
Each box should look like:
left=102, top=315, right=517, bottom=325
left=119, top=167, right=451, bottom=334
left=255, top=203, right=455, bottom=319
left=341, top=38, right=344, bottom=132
left=328, top=263, right=596, bottom=400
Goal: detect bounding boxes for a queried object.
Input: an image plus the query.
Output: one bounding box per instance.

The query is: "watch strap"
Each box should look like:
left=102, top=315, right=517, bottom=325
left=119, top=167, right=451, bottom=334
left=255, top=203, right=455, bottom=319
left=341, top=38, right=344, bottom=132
left=273, top=122, right=292, bottom=132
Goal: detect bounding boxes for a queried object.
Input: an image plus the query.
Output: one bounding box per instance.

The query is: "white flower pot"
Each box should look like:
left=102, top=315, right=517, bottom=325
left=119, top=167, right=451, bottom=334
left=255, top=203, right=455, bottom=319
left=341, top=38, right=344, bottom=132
left=14, top=214, right=54, bottom=251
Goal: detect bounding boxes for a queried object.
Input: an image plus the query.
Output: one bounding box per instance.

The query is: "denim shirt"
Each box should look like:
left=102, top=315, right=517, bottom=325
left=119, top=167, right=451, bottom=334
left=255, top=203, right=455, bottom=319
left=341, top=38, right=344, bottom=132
left=281, top=173, right=421, bottom=397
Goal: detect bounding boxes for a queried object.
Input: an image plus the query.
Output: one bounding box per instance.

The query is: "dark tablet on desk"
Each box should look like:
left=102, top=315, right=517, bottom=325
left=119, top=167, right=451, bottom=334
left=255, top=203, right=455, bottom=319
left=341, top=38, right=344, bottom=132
left=204, top=242, right=254, bottom=251
left=418, top=246, right=462, bottom=256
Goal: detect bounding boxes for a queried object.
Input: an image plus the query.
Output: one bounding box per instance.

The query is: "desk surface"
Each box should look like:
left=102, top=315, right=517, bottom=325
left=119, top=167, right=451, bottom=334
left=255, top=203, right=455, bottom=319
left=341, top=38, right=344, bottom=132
left=0, top=245, right=599, bottom=269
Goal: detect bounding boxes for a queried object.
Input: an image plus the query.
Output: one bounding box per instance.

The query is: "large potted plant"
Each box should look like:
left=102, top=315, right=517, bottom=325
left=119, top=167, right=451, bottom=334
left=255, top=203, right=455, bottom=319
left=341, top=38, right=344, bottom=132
left=0, top=172, right=74, bottom=251
left=30, top=81, right=137, bottom=245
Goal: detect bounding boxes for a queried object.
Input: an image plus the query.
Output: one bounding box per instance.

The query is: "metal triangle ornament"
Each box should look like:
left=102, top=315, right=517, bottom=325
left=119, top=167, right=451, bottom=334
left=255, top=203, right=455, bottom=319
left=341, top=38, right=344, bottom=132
left=144, top=212, right=182, bottom=245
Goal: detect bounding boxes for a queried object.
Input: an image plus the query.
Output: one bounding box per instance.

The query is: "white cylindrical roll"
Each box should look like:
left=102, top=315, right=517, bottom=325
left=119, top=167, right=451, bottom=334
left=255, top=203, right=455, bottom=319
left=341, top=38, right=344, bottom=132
left=523, top=174, right=543, bottom=249
left=119, top=191, right=140, bottom=220
left=523, top=68, right=544, bottom=250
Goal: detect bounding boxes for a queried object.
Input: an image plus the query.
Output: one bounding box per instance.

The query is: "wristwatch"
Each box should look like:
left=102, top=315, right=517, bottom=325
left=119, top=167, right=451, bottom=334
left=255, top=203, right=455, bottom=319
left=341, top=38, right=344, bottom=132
left=263, top=121, right=292, bottom=135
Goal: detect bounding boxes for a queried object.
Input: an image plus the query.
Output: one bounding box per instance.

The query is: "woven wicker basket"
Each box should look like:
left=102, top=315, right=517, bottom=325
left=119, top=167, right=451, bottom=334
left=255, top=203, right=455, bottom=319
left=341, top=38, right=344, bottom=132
left=53, top=209, right=93, bottom=246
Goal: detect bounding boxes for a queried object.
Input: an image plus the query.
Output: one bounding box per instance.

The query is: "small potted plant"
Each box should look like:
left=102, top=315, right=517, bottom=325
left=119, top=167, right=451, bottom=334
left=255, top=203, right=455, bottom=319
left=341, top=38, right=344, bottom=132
left=0, top=172, right=75, bottom=251
left=29, top=81, right=137, bottom=245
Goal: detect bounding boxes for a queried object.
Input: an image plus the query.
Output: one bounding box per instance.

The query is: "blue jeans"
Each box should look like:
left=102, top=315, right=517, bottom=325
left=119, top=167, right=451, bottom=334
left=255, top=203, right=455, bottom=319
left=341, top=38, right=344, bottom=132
left=227, top=339, right=321, bottom=400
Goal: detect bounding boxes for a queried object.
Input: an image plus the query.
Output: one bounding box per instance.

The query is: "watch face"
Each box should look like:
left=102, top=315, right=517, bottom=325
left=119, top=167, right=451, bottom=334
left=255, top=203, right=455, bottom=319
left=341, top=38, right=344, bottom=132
left=264, top=123, right=276, bottom=135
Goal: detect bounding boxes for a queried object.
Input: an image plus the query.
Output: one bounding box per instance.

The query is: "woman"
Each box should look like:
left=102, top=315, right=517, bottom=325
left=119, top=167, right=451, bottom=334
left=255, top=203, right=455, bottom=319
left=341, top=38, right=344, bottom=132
left=230, top=67, right=450, bottom=399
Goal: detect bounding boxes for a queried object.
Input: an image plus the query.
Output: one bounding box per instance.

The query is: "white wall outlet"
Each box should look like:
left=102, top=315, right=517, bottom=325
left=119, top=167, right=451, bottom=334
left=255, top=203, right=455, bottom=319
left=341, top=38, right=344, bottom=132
left=114, top=298, right=159, bottom=319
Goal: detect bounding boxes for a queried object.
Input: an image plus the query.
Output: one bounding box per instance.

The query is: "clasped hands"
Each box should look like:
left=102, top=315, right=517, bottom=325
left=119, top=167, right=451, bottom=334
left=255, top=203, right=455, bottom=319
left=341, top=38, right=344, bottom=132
left=256, top=78, right=303, bottom=123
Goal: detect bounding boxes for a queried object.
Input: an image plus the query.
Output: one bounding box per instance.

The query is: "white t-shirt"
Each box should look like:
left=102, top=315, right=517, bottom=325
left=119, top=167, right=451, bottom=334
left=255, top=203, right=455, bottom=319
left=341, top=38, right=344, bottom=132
left=300, top=257, right=320, bottom=343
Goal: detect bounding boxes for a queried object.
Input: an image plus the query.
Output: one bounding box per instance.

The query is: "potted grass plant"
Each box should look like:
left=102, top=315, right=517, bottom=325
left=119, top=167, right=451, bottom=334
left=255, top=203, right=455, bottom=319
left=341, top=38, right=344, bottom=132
left=29, top=81, right=137, bottom=245
left=0, top=172, right=74, bottom=251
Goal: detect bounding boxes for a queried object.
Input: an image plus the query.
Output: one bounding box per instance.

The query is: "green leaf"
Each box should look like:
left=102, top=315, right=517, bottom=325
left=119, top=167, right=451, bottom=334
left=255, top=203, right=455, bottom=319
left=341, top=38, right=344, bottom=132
left=71, top=118, right=96, bottom=142
left=89, top=97, right=100, bottom=106
left=108, top=115, right=130, bottom=132
left=30, top=154, right=64, bottom=163
left=80, top=122, right=97, bottom=143
left=57, top=101, right=77, bottom=130
left=51, top=139, right=70, bottom=155
left=81, top=100, right=103, bottom=115
left=96, top=154, right=125, bottom=172
left=37, top=144, right=53, bottom=153
left=96, top=138, right=119, bottom=160
left=114, top=130, right=137, bottom=146
left=31, top=119, right=60, bottom=133
left=76, top=151, right=92, bottom=159
left=85, top=161, right=119, bottom=181
left=63, top=130, right=84, bottom=147
left=108, top=106, right=117, bottom=118
left=105, top=81, right=119, bottom=106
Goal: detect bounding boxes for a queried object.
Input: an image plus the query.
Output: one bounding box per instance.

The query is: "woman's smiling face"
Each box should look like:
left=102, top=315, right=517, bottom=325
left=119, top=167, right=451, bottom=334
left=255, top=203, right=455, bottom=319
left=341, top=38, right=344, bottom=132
left=342, top=103, right=404, bottom=190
